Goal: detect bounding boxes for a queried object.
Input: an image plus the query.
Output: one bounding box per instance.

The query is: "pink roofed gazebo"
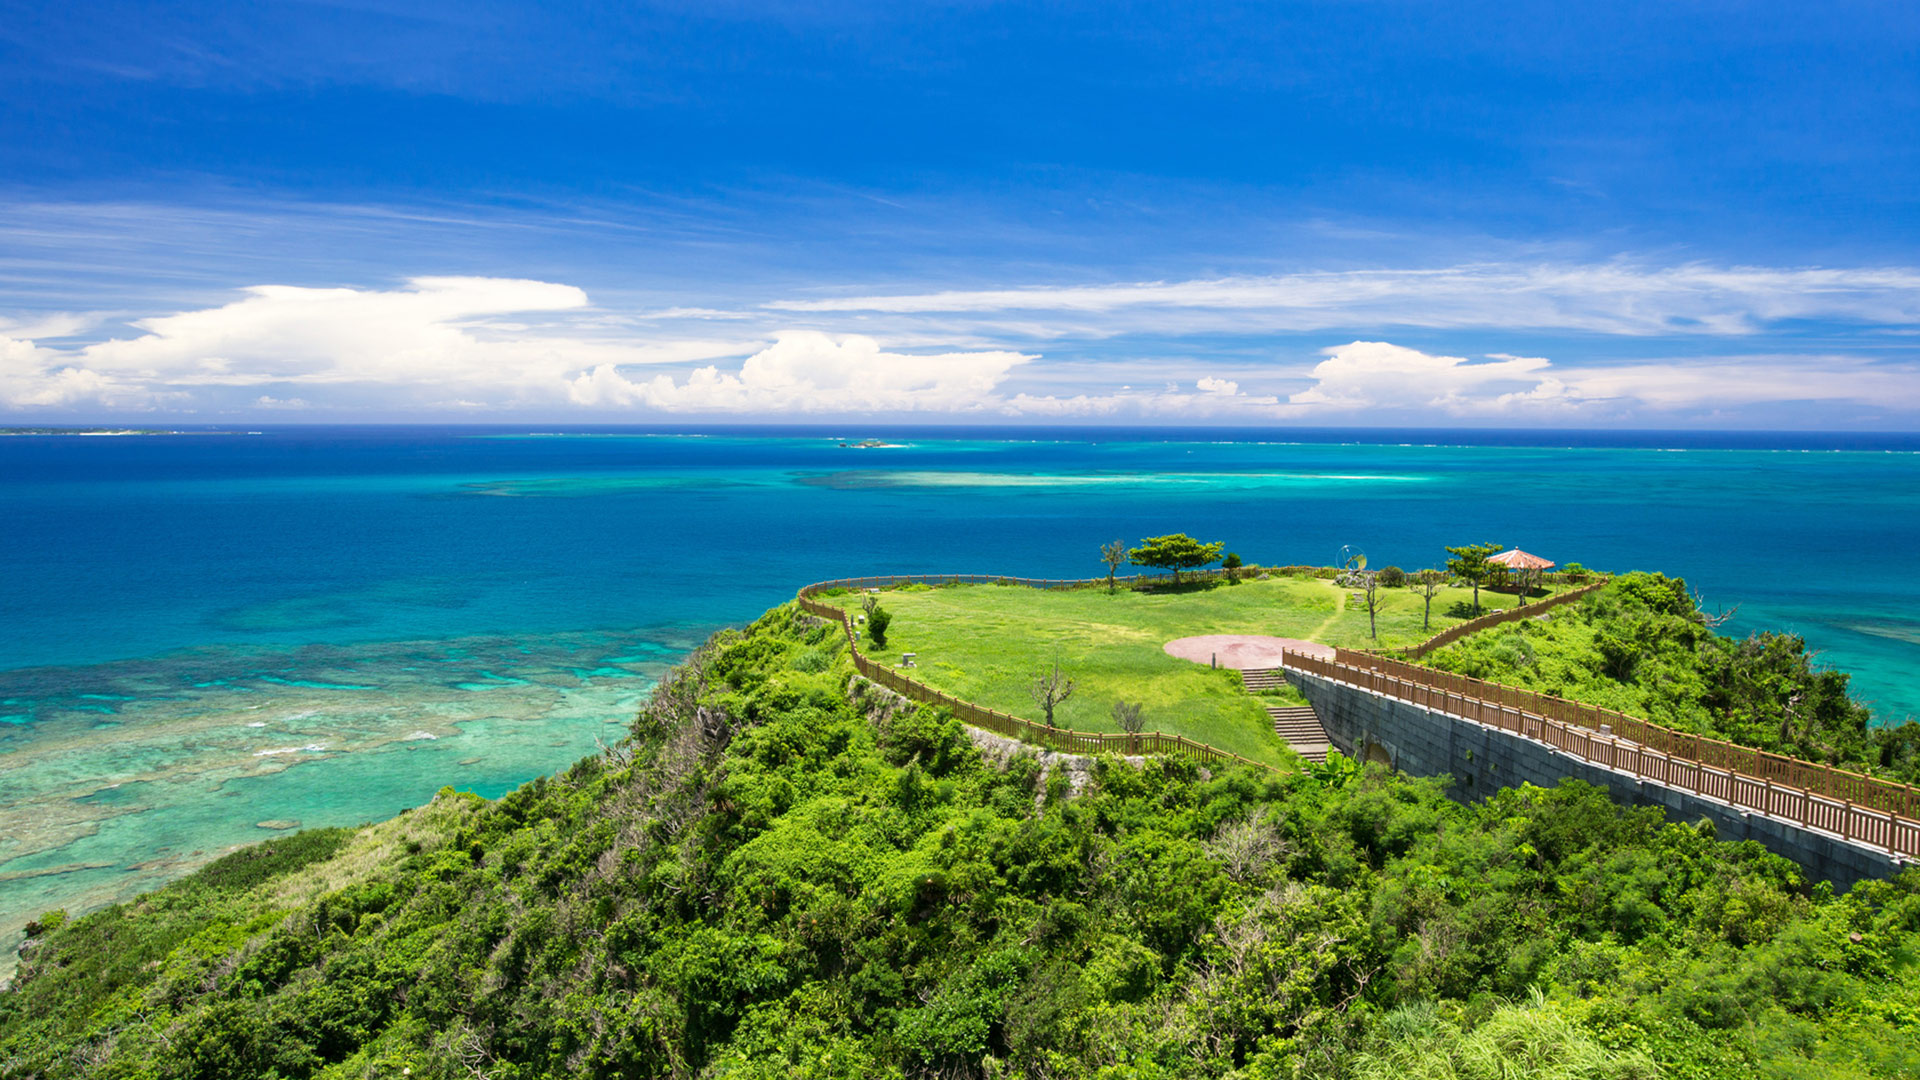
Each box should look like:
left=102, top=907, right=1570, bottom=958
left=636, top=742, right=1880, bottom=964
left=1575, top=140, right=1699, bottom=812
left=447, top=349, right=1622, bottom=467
left=1488, top=548, right=1555, bottom=606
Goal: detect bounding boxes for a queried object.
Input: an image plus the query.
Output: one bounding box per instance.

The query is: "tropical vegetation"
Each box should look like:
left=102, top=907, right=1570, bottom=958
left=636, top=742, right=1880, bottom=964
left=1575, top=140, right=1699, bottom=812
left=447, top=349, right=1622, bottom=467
left=3, top=604, right=1918, bottom=1079
left=1422, top=571, right=1920, bottom=784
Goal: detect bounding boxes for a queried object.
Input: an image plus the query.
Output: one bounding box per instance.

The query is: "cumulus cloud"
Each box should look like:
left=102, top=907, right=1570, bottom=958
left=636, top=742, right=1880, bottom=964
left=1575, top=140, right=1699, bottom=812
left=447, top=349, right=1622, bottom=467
left=568, top=331, right=1034, bottom=413
left=1288, top=342, right=1577, bottom=413
left=5, top=270, right=1918, bottom=423
left=0, top=277, right=756, bottom=409
left=1281, top=341, right=1920, bottom=418
left=0, top=334, right=157, bottom=407
left=768, top=263, right=1920, bottom=336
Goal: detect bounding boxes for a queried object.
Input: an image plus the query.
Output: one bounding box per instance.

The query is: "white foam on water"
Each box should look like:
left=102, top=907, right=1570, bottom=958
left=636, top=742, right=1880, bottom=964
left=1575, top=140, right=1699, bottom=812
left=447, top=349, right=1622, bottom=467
left=254, top=743, right=329, bottom=757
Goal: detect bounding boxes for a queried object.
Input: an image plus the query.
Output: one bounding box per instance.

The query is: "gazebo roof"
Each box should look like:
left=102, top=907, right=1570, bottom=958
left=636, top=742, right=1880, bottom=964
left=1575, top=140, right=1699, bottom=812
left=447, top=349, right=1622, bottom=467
left=1489, top=548, right=1555, bottom=570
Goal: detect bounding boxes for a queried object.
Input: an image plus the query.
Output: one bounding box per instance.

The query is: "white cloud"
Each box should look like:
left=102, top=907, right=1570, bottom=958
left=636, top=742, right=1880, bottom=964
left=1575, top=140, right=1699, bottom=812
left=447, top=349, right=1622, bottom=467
left=1289, top=342, right=1576, bottom=413
left=0, top=277, right=757, bottom=409
left=0, top=313, right=98, bottom=339
left=0, top=334, right=158, bottom=407
left=1281, top=341, right=1920, bottom=418
left=767, top=263, right=1920, bottom=336
left=1002, top=374, right=1280, bottom=418
left=569, top=331, right=1034, bottom=413
left=5, top=270, right=1917, bottom=423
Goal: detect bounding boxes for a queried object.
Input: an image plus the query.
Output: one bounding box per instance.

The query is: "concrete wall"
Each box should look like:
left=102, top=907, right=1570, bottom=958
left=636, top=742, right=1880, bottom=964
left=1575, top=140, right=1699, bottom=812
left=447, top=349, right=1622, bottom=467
left=1288, top=669, right=1910, bottom=891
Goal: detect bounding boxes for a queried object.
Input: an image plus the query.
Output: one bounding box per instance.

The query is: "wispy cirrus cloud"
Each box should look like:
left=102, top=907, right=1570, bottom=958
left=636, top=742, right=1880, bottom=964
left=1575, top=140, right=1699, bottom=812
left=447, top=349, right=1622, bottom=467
left=767, top=263, right=1920, bottom=336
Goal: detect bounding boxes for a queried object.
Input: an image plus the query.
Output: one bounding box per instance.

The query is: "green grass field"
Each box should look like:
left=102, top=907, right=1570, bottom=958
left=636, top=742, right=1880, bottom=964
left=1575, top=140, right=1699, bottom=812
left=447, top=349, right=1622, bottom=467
left=844, top=574, right=1494, bottom=766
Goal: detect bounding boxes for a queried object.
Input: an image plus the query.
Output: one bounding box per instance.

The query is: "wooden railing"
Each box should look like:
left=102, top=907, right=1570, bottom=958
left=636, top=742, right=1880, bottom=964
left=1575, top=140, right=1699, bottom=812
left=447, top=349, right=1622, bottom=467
left=1384, top=577, right=1613, bottom=659
left=796, top=575, right=1282, bottom=773
left=1282, top=649, right=1920, bottom=858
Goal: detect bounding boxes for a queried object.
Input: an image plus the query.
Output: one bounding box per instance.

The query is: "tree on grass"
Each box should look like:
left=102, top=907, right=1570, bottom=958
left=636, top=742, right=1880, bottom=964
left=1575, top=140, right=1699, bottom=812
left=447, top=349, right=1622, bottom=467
left=1112, top=699, right=1145, bottom=734
left=1360, top=570, right=1381, bottom=640
left=1445, top=541, right=1504, bottom=615
left=1222, top=552, right=1243, bottom=584
left=1099, top=539, right=1128, bottom=593
left=1128, top=533, right=1225, bottom=584
left=862, top=594, right=892, bottom=647
left=1412, top=569, right=1447, bottom=631
left=1029, top=662, right=1075, bottom=725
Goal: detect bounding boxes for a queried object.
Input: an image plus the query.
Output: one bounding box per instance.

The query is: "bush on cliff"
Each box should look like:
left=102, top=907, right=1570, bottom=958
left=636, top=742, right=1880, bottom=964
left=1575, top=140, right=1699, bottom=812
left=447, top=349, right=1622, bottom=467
left=2, top=604, right=1916, bottom=1078
left=1425, top=571, right=1920, bottom=783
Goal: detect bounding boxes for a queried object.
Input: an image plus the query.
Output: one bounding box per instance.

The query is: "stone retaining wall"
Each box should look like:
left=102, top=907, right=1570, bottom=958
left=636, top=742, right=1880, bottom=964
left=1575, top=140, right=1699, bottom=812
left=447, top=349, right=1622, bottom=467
left=1287, top=669, right=1911, bottom=890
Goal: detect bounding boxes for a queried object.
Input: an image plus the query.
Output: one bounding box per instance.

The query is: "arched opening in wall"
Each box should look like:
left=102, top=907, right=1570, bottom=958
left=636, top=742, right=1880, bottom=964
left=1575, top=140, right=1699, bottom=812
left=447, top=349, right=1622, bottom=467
left=1364, top=741, right=1393, bottom=768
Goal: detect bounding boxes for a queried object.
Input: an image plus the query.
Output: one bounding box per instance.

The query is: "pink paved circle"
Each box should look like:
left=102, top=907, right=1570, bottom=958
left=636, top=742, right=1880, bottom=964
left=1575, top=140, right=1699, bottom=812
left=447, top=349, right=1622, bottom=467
left=1163, top=634, right=1333, bottom=669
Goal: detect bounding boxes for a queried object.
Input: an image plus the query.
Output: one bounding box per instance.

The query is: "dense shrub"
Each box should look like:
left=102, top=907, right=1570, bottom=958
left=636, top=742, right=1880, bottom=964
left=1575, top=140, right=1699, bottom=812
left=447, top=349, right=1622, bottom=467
left=4, top=602, right=1916, bottom=1079
left=1427, top=571, right=1920, bottom=782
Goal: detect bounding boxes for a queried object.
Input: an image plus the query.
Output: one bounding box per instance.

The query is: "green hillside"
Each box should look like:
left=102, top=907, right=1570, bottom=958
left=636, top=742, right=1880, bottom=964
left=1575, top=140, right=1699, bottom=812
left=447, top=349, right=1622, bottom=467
left=1423, top=571, right=1920, bottom=784
left=3, top=604, right=1918, bottom=1079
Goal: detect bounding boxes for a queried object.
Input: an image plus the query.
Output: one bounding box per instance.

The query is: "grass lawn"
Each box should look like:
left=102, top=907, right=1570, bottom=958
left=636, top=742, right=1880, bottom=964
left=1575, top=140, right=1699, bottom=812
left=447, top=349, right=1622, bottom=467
left=845, top=574, right=1498, bottom=766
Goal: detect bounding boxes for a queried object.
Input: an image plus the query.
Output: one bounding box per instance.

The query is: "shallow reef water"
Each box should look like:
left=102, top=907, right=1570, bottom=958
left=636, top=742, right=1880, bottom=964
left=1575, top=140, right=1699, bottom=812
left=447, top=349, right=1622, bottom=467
left=0, top=629, right=690, bottom=975
left=4, top=424, right=1919, bottom=974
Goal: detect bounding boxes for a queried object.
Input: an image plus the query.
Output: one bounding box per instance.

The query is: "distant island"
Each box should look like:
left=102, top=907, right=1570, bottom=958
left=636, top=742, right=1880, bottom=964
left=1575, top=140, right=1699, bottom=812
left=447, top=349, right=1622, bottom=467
left=837, top=438, right=908, bottom=448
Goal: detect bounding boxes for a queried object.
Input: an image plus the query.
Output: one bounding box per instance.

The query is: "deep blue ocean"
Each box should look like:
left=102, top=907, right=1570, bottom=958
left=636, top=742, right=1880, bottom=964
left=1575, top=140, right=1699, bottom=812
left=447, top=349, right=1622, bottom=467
left=3, top=425, right=1918, bottom=957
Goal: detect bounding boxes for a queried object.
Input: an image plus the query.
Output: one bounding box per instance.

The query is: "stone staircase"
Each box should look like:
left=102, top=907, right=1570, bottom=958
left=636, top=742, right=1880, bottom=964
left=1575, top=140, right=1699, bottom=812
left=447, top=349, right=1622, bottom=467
left=1241, top=666, right=1332, bottom=763
left=1240, top=666, right=1288, bottom=692
left=1266, top=705, right=1332, bottom=764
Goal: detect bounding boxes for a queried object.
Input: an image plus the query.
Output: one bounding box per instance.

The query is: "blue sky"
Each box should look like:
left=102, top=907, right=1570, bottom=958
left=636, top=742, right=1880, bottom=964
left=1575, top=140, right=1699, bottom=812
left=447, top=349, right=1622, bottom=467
left=2, top=1, right=1918, bottom=426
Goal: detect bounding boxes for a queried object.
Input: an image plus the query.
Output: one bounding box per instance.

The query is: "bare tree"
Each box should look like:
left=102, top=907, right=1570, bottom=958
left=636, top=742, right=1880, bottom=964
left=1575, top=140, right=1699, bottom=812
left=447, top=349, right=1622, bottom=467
left=1099, top=539, right=1127, bottom=593
left=1360, top=570, right=1381, bottom=640
left=1204, top=815, right=1290, bottom=884
left=1030, top=662, right=1076, bottom=725
left=1692, top=586, right=1740, bottom=628
left=1112, top=699, right=1146, bottom=752
left=1411, top=569, right=1447, bottom=631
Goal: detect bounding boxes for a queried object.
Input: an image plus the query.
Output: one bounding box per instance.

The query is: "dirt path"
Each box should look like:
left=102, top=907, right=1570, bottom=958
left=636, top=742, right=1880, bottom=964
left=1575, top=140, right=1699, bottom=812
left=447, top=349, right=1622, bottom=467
left=1305, top=590, right=1348, bottom=643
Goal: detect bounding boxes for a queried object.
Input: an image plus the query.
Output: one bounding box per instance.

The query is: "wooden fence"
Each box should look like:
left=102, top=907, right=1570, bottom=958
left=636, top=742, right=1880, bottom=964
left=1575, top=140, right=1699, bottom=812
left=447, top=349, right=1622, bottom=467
left=1384, top=577, right=1613, bottom=659
left=1283, top=649, right=1920, bottom=858
left=796, top=575, right=1282, bottom=773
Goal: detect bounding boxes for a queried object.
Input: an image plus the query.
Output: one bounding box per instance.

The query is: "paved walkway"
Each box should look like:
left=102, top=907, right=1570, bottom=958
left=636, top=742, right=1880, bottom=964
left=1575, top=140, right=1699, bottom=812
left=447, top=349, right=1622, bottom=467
left=1164, top=635, right=1338, bottom=762
left=1161, top=634, right=1334, bottom=669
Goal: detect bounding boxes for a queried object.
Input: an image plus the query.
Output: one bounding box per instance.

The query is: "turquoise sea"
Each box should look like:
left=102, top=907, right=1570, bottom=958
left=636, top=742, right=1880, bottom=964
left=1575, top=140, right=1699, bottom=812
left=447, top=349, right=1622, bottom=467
left=3, top=425, right=1918, bottom=970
